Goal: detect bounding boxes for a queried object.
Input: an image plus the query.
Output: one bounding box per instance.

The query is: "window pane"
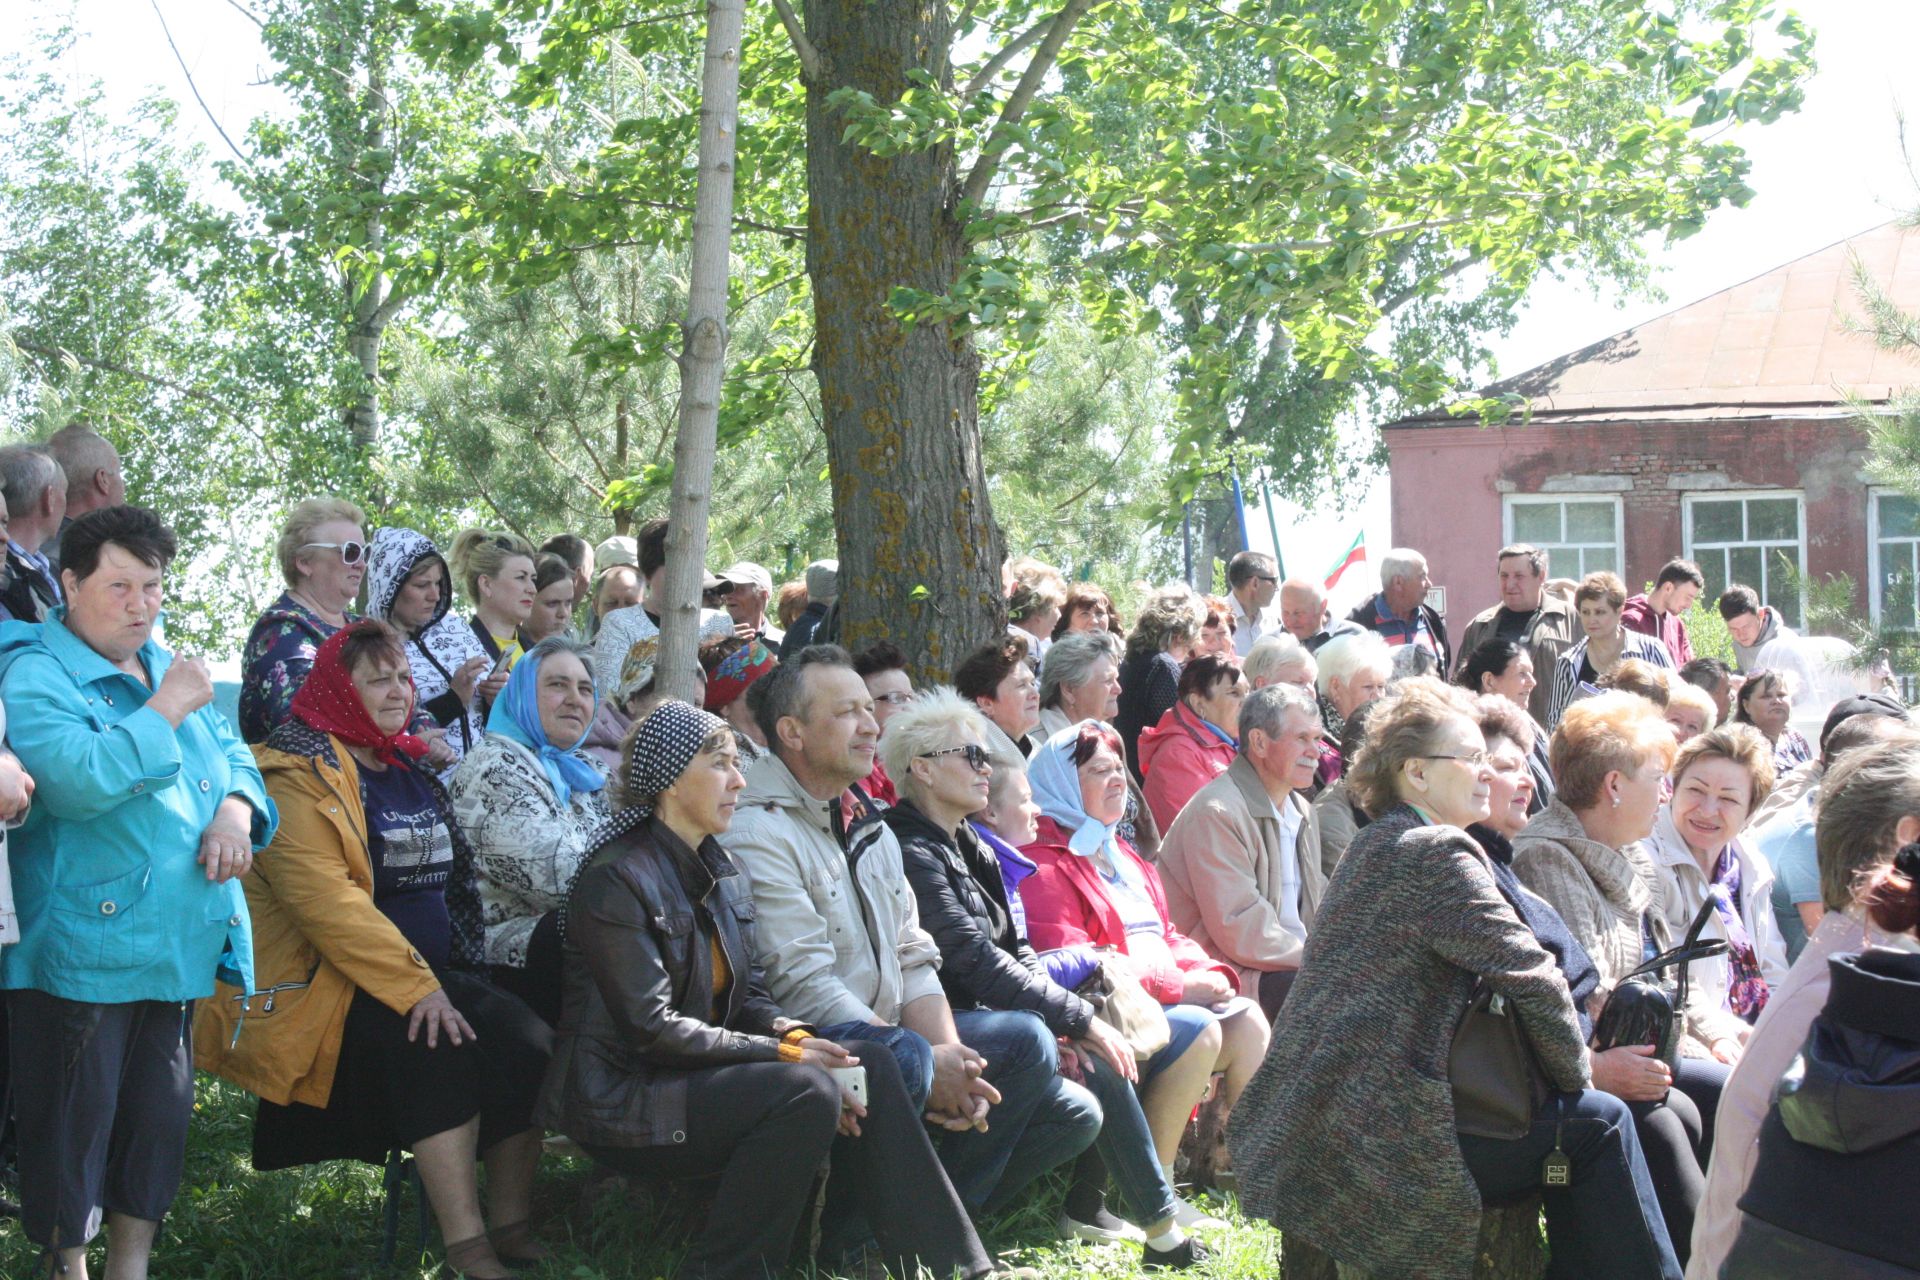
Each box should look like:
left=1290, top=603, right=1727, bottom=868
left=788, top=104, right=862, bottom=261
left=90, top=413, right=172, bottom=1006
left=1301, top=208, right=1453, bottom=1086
left=1729, top=545, right=1765, bottom=592
left=1565, top=502, right=1616, bottom=543
left=1765, top=546, right=1802, bottom=628
left=1748, top=498, right=1799, bottom=542
left=1881, top=494, right=1920, bottom=539
left=1511, top=503, right=1560, bottom=543
left=1697, top=549, right=1729, bottom=597
left=1691, top=499, right=1743, bottom=543
left=1578, top=545, right=1618, bottom=576
left=1884, top=549, right=1918, bottom=630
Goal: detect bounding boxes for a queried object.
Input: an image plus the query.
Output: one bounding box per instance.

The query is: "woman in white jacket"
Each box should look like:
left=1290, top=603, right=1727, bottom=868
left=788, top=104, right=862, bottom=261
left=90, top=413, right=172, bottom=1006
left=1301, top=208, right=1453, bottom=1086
left=1648, top=724, right=1790, bottom=1040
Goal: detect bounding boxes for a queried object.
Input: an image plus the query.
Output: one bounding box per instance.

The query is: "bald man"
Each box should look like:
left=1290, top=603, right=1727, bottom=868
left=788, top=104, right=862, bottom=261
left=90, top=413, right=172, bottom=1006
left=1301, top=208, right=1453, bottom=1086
left=44, top=424, right=124, bottom=577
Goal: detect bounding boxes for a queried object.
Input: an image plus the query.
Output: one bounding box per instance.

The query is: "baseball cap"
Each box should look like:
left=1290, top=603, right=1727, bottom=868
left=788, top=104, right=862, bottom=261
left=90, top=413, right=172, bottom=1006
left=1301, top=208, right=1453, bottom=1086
left=1819, top=692, right=1911, bottom=756
left=719, top=562, right=773, bottom=595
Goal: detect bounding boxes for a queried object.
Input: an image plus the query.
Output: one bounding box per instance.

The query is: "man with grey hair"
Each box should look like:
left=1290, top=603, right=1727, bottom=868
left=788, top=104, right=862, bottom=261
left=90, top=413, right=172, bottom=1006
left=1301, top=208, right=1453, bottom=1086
left=1455, top=542, right=1575, bottom=723
left=1345, top=546, right=1450, bottom=673
left=0, top=445, right=67, bottom=622
left=44, top=423, right=125, bottom=577
left=1155, top=682, right=1328, bottom=1021
left=720, top=560, right=783, bottom=647
left=780, top=558, right=839, bottom=658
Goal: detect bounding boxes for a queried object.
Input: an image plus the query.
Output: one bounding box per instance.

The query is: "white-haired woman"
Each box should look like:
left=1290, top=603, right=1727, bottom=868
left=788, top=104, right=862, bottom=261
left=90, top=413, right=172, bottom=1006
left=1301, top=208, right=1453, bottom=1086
left=1243, top=634, right=1316, bottom=692
left=1114, top=584, right=1209, bottom=780
left=1037, top=630, right=1123, bottom=739
left=1311, top=630, right=1392, bottom=786
left=240, top=496, right=372, bottom=743
left=880, top=692, right=1215, bottom=1262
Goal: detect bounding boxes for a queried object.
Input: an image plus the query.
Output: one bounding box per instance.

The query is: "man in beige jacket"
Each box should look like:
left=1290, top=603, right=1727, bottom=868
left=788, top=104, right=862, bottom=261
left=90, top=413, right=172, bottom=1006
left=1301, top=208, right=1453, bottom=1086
left=1156, top=683, right=1327, bottom=1019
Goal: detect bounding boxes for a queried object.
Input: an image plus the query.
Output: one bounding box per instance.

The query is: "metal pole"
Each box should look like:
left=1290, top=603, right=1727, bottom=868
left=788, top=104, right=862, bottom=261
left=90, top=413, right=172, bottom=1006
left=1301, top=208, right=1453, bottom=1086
left=1182, top=501, right=1193, bottom=585
left=1260, top=469, right=1286, bottom=578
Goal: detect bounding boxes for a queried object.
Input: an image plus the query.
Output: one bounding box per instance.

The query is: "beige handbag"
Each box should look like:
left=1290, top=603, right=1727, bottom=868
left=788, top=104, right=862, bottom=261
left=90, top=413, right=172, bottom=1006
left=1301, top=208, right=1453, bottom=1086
left=1075, top=947, right=1172, bottom=1063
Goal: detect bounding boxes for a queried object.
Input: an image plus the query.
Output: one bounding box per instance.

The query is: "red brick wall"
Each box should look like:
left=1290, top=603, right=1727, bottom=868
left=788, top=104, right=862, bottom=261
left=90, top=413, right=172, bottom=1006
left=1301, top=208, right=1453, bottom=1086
left=1382, top=417, right=1872, bottom=652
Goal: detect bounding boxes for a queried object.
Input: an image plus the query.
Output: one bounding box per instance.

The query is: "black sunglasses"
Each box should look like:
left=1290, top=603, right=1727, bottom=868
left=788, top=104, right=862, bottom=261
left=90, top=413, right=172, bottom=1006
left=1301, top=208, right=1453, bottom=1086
left=922, top=744, right=992, bottom=772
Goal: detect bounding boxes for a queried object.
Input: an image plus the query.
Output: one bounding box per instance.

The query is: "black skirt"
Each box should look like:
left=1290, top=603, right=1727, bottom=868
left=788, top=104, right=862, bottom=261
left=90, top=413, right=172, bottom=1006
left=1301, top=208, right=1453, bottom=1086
left=251, top=970, right=551, bottom=1171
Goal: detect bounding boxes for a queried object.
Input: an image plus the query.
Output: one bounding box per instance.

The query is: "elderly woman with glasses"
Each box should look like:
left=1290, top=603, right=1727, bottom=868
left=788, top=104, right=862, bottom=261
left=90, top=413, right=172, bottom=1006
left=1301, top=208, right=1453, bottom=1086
left=447, top=637, right=610, bottom=1027
left=1233, top=678, right=1680, bottom=1280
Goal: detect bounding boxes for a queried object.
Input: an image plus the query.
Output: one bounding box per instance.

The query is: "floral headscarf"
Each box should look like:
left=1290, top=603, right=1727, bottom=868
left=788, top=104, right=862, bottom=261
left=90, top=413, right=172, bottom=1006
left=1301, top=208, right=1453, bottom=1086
left=484, top=644, right=606, bottom=810
left=290, top=623, right=429, bottom=766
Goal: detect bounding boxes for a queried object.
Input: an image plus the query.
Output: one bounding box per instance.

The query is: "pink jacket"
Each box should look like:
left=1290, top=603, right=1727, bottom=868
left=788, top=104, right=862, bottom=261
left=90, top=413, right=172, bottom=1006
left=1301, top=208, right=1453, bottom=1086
left=1138, top=702, right=1236, bottom=832
left=1018, top=816, right=1238, bottom=1005
left=1686, top=910, right=1908, bottom=1278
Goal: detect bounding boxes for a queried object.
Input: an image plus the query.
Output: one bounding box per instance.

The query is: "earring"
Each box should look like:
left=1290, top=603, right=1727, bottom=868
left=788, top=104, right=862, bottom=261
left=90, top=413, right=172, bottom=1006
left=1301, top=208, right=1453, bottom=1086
left=1611, top=794, right=1620, bottom=808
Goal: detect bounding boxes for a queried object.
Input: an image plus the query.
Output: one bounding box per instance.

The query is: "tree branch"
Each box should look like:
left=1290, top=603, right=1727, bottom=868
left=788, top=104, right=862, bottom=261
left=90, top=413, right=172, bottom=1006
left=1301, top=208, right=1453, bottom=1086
left=12, top=337, right=252, bottom=425
left=769, top=0, right=825, bottom=84
left=150, top=0, right=253, bottom=169
left=1378, top=249, right=1488, bottom=314
left=957, top=0, right=1096, bottom=212
left=1237, top=215, right=1472, bottom=254
left=960, top=15, right=1054, bottom=100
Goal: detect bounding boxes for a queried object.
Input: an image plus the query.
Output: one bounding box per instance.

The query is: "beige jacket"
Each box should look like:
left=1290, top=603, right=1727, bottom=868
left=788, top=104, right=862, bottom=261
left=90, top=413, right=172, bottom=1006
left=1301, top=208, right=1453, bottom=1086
left=1512, top=799, right=1747, bottom=1052
left=1157, top=755, right=1326, bottom=992
left=1455, top=593, right=1577, bottom=725
left=1310, top=777, right=1365, bottom=878
left=1687, top=911, right=1912, bottom=1278
left=728, top=751, right=943, bottom=1028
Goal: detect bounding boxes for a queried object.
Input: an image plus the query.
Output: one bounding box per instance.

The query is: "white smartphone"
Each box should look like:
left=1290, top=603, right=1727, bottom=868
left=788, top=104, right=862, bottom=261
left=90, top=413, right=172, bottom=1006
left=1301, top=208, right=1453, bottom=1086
left=828, top=1064, right=867, bottom=1107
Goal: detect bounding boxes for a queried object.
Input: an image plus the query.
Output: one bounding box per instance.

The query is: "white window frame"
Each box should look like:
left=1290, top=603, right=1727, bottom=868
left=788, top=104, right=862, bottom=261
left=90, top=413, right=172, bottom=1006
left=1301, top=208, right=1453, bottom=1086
left=1869, top=486, right=1920, bottom=630
left=1501, top=494, right=1625, bottom=580
left=1681, top=489, right=1808, bottom=625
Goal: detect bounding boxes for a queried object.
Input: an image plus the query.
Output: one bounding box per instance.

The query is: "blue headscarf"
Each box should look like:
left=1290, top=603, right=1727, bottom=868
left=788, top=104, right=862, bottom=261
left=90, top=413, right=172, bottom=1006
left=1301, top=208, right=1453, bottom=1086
left=485, top=645, right=606, bottom=809
left=1026, top=719, right=1125, bottom=871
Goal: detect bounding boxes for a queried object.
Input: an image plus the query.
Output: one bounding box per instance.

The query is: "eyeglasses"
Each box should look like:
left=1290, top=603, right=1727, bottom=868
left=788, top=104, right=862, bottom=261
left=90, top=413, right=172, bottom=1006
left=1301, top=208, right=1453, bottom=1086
left=301, top=540, right=367, bottom=565
left=922, top=744, right=992, bottom=772
left=1422, top=751, right=1491, bottom=769
left=1254, top=574, right=1279, bottom=584
left=874, top=691, right=915, bottom=707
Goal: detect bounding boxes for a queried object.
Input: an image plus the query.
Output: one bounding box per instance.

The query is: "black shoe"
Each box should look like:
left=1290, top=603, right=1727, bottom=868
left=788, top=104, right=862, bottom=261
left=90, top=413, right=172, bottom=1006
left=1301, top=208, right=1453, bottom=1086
left=1142, top=1236, right=1211, bottom=1270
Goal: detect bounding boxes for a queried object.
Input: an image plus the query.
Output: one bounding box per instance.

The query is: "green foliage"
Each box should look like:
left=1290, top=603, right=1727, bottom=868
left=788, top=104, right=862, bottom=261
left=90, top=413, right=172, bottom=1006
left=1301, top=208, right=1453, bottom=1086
left=0, top=1073, right=1284, bottom=1278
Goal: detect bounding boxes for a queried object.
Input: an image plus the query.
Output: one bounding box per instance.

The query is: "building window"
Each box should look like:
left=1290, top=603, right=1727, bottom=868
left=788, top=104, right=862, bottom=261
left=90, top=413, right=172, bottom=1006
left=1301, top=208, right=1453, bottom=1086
left=1683, top=491, right=1805, bottom=628
left=1502, top=496, right=1622, bottom=580
left=1871, top=489, right=1920, bottom=631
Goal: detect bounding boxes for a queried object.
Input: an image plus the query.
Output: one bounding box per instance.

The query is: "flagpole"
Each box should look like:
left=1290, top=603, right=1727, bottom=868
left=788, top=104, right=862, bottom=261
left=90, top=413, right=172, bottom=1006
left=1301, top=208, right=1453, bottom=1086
left=1259, top=469, right=1285, bottom=578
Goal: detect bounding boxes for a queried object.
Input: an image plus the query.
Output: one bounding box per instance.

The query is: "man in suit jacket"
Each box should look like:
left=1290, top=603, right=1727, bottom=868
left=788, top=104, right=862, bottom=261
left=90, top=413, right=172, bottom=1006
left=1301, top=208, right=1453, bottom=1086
left=1454, top=543, right=1576, bottom=724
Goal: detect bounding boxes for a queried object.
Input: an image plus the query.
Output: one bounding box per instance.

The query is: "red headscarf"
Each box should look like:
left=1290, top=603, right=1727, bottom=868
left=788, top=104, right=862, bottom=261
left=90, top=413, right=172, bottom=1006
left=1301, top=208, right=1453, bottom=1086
left=289, top=623, right=430, bottom=766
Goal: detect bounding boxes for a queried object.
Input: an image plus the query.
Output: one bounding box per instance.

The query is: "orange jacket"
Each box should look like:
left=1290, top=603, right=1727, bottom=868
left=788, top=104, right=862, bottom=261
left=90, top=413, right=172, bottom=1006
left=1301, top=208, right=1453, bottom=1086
left=193, top=735, right=441, bottom=1108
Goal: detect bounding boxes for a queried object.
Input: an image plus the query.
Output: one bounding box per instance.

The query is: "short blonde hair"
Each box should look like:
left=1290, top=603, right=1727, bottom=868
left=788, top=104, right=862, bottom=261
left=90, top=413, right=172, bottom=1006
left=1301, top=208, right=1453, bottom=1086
left=1551, top=691, right=1678, bottom=811
left=1573, top=570, right=1628, bottom=612
left=276, top=496, right=367, bottom=587
left=879, top=686, right=995, bottom=796
left=448, top=527, right=536, bottom=602
left=1597, top=657, right=1670, bottom=709
left=1244, top=634, right=1313, bottom=687
left=1665, top=679, right=1717, bottom=729
left=1346, top=676, right=1478, bottom=818
left=1671, top=723, right=1776, bottom=815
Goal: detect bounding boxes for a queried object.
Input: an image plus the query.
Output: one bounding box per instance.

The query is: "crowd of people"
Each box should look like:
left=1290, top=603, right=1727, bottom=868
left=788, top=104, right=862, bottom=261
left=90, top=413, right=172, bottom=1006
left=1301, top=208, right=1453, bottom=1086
left=0, top=449, right=1914, bottom=1280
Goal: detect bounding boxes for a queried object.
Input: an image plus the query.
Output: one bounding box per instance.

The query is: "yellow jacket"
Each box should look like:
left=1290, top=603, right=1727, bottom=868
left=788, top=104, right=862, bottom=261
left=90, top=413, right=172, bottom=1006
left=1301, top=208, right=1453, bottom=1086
left=194, top=731, right=442, bottom=1108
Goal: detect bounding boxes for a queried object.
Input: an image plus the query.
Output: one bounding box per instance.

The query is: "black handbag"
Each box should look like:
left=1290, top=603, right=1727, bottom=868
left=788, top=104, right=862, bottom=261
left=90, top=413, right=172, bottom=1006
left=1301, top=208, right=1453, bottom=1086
left=1591, top=897, right=1729, bottom=1067
left=1450, top=977, right=1549, bottom=1140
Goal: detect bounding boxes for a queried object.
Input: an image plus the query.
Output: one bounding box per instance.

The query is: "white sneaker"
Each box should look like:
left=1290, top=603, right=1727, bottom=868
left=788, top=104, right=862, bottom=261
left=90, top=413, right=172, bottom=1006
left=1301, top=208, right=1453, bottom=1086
left=1056, top=1208, right=1148, bottom=1244
left=1170, top=1195, right=1226, bottom=1232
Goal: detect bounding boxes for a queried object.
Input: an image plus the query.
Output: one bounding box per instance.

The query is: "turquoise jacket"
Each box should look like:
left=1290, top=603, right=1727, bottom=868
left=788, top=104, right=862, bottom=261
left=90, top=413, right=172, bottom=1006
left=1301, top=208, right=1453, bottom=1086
left=0, top=612, right=277, bottom=1003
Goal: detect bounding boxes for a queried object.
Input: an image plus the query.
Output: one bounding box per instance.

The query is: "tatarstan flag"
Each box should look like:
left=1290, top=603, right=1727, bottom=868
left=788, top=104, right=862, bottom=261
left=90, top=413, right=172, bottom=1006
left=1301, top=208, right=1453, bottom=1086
left=1324, top=531, right=1366, bottom=589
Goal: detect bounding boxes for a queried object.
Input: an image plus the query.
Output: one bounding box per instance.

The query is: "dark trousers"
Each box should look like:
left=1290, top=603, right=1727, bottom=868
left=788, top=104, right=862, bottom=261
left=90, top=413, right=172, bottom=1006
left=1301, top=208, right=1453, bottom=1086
left=1460, top=1088, right=1682, bottom=1280
left=6, top=991, right=193, bottom=1250
left=1626, top=1060, right=1721, bottom=1269
left=1256, top=968, right=1298, bottom=1022
left=585, top=1042, right=989, bottom=1280
left=489, top=910, right=563, bottom=1028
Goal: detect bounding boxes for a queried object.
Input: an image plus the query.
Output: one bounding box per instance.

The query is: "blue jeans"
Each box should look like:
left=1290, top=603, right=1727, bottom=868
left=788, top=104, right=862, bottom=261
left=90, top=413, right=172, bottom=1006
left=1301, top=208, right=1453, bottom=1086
left=1459, top=1089, right=1682, bottom=1279
left=943, top=1009, right=1101, bottom=1216
left=1075, top=1052, right=1179, bottom=1225
left=815, top=1020, right=936, bottom=1112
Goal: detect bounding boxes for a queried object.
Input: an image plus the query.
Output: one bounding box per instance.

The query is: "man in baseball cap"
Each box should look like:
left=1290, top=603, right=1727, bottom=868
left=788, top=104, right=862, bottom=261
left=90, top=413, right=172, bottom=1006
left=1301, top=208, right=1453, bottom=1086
left=718, top=561, right=783, bottom=647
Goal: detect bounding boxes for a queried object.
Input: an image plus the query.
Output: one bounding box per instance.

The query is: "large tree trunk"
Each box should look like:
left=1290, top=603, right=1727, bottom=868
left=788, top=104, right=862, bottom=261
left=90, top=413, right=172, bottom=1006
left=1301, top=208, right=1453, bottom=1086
left=804, top=0, right=1006, bottom=680
left=656, top=0, right=746, bottom=704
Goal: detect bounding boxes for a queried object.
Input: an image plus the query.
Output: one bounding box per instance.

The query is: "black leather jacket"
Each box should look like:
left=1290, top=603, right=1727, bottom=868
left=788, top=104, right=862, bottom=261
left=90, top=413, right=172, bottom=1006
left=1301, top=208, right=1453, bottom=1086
left=535, top=813, right=804, bottom=1148
left=885, top=799, right=1094, bottom=1039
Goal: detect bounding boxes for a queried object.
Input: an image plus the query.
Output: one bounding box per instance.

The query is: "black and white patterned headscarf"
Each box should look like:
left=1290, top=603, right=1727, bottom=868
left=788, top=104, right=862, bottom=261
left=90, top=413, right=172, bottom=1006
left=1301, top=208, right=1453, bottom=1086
left=559, top=699, right=731, bottom=942
left=623, top=699, right=731, bottom=818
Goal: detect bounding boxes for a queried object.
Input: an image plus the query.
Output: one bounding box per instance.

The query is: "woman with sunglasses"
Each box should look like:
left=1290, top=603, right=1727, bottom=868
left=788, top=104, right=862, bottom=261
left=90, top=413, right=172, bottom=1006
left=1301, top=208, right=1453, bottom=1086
left=240, top=497, right=376, bottom=744
left=882, top=693, right=1213, bottom=1266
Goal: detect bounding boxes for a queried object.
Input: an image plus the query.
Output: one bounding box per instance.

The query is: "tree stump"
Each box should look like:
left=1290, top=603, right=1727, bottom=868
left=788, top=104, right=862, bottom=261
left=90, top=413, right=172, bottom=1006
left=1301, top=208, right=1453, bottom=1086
left=1280, top=1198, right=1546, bottom=1280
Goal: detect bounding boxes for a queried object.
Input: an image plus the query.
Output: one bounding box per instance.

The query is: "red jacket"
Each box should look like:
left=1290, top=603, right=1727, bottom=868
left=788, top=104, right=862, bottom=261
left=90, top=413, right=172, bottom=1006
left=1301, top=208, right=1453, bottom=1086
left=1137, top=702, right=1237, bottom=831
left=1017, top=816, right=1238, bottom=1005
left=1619, top=593, right=1694, bottom=668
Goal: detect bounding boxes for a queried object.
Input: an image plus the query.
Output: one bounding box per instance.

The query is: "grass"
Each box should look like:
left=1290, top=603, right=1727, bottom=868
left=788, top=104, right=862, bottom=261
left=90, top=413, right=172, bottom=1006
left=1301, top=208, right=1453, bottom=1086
left=0, top=1074, right=1281, bottom=1279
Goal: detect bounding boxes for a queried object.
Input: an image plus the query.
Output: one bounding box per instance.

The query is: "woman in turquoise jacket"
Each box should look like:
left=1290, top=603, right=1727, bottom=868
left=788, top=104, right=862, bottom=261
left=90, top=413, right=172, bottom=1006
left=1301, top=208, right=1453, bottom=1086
left=0, top=505, right=276, bottom=1280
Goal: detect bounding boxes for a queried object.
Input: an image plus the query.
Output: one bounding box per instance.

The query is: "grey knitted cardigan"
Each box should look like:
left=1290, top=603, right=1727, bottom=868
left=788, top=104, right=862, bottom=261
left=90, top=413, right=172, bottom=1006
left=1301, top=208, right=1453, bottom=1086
left=1228, top=804, right=1590, bottom=1280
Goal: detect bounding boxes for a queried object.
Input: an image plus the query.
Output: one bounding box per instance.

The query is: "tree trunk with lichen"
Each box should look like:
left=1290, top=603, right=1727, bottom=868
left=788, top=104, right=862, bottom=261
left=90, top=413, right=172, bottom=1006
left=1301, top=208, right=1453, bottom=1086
left=803, top=0, right=1006, bottom=681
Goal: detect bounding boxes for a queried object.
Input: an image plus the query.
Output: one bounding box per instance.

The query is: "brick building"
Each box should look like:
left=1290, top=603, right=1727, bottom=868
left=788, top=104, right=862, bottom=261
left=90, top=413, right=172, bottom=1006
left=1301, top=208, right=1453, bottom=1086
left=1383, top=222, right=1920, bottom=649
